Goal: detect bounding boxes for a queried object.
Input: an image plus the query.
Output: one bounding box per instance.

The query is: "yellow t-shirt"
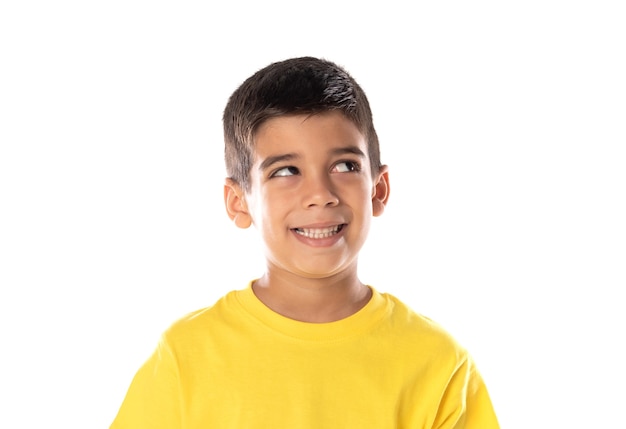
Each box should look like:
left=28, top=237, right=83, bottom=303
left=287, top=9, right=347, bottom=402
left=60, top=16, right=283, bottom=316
left=111, top=285, right=499, bottom=428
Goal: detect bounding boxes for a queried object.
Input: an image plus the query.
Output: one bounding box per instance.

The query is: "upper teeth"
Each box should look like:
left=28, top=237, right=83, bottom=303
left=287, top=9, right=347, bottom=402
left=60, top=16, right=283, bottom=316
left=295, top=225, right=341, bottom=239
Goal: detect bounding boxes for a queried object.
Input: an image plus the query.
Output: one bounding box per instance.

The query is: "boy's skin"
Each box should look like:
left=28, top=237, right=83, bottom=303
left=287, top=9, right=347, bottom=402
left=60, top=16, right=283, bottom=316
left=111, top=58, right=499, bottom=428
left=224, top=110, right=390, bottom=323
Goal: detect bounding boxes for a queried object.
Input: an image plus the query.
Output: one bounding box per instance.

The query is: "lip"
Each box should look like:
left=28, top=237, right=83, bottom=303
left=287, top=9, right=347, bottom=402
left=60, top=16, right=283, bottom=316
left=290, top=223, right=347, bottom=247
left=292, top=221, right=345, bottom=229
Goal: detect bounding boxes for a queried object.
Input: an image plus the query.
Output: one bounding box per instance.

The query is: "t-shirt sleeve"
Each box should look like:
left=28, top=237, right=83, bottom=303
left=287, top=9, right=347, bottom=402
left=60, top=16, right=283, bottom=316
left=432, top=354, right=500, bottom=429
left=110, top=335, right=181, bottom=429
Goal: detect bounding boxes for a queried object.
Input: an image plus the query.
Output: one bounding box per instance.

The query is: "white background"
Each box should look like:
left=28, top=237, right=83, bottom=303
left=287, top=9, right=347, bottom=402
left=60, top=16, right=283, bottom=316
left=1, top=1, right=624, bottom=428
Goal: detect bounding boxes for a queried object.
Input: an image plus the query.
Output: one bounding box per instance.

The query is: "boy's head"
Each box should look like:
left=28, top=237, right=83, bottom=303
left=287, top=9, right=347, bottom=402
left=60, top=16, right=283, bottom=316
left=223, top=56, right=381, bottom=191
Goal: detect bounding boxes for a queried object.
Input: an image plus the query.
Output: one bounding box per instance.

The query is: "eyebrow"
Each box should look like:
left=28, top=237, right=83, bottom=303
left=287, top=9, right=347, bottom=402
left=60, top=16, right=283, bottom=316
left=331, top=145, right=367, bottom=158
left=258, top=145, right=366, bottom=172
left=258, top=153, right=299, bottom=172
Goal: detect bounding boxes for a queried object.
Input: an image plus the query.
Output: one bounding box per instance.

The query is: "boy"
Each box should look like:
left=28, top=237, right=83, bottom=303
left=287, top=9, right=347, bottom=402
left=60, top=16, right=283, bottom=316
left=111, top=56, right=499, bottom=428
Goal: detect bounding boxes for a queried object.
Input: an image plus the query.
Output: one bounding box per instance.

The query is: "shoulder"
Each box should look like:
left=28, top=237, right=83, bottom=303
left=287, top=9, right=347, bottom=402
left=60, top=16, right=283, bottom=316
left=160, top=289, right=242, bottom=346
left=376, top=291, right=468, bottom=362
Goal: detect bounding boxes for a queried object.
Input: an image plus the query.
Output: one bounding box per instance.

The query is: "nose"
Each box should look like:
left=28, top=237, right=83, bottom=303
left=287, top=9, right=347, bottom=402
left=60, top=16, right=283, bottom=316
left=302, top=175, right=339, bottom=208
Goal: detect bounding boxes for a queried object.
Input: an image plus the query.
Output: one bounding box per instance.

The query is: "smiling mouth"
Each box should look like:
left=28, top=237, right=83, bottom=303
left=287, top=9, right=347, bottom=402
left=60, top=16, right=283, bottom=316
left=293, top=224, right=345, bottom=239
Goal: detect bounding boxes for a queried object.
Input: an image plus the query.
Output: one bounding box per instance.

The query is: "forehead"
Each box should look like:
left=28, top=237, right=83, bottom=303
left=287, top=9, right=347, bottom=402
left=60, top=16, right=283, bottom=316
left=252, top=111, right=367, bottom=158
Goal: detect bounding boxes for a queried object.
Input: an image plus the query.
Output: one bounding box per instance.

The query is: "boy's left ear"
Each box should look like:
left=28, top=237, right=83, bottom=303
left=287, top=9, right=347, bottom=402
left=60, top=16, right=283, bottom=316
left=371, top=165, right=390, bottom=217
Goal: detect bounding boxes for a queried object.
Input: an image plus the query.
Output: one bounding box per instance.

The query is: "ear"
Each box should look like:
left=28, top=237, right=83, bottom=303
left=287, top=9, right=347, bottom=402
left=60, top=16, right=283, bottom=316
left=224, top=178, right=252, bottom=229
left=371, top=165, right=390, bottom=217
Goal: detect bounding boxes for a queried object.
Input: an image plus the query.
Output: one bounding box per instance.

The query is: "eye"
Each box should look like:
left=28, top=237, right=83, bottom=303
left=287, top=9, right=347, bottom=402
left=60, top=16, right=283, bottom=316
left=271, top=166, right=300, bottom=177
left=333, top=161, right=361, bottom=173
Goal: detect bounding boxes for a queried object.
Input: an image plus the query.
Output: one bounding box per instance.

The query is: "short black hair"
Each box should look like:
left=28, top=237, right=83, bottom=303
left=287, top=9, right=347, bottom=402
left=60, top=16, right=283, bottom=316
left=223, top=56, right=381, bottom=190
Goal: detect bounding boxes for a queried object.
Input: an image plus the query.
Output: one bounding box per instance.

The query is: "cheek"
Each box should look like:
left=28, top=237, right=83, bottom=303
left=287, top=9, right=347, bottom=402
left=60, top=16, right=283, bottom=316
left=255, top=195, right=291, bottom=232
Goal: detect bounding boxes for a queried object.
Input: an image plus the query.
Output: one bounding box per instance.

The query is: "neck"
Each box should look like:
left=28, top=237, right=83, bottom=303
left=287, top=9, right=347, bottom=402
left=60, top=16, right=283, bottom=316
left=252, top=268, right=371, bottom=323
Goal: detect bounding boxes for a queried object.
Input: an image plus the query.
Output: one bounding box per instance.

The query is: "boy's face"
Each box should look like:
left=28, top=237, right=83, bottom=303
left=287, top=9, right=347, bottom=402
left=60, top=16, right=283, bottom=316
left=225, top=111, right=389, bottom=281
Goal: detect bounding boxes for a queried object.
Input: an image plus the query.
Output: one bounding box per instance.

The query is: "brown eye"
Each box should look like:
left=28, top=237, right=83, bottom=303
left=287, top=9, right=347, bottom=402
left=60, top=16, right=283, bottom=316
left=333, top=161, right=360, bottom=173
left=271, top=166, right=300, bottom=177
